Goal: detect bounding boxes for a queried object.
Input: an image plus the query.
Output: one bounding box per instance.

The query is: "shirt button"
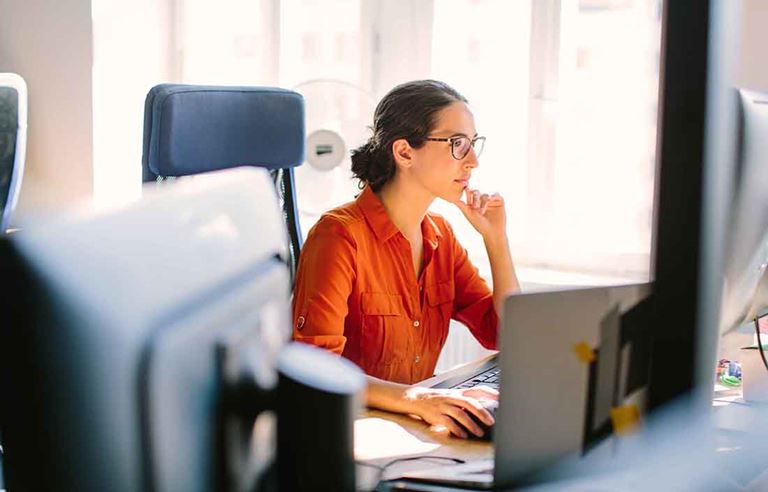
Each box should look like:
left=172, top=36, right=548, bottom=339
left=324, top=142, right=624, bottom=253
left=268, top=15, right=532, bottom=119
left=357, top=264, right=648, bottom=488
left=415, top=355, right=421, bottom=364
left=413, top=320, right=420, bottom=328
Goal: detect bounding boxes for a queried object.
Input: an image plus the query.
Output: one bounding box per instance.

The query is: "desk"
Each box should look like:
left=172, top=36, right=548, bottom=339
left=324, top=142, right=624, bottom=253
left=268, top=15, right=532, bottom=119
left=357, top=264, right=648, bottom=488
left=355, top=355, right=495, bottom=491
left=355, top=358, right=768, bottom=491
left=710, top=385, right=768, bottom=490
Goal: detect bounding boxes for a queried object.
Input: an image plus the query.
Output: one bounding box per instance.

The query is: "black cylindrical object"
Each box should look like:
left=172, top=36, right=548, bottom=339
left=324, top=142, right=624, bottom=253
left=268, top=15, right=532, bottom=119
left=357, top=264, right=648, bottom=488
left=276, top=343, right=365, bottom=492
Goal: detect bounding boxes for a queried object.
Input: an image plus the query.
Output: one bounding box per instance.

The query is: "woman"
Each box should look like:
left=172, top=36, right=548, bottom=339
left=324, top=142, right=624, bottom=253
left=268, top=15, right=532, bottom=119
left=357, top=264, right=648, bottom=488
left=292, top=80, right=520, bottom=439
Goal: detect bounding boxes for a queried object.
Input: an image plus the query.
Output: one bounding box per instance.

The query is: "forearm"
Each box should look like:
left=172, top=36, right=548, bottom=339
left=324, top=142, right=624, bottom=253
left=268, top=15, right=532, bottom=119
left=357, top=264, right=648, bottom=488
left=483, top=233, right=520, bottom=317
left=365, top=375, right=417, bottom=415
left=364, top=375, right=498, bottom=439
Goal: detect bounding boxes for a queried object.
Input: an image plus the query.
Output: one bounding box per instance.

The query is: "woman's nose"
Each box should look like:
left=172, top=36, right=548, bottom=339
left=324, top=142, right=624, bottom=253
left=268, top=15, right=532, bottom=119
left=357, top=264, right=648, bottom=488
left=463, top=148, right=479, bottom=169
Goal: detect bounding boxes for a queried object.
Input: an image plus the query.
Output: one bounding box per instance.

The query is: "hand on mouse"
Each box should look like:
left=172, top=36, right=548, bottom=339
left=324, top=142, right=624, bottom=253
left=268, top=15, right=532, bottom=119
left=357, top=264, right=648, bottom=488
left=404, top=386, right=497, bottom=439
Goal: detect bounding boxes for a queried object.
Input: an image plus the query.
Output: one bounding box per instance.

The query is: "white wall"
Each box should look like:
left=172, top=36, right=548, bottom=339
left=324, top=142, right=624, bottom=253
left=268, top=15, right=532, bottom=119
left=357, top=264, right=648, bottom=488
left=92, top=0, right=175, bottom=209
left=364, top=0, right=434, bottom=99
left=738, top=0, right=768, bottom=91
left=0, top=0, right=94, bottom=221
left=0, top=0, right=176, bottom=220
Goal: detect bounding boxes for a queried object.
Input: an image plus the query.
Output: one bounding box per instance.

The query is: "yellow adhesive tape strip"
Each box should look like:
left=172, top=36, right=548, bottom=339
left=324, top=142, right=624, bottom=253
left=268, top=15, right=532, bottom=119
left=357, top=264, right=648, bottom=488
left=572, top=342, right=595, bottom=364
left=610, top=405, right=641, bottom=436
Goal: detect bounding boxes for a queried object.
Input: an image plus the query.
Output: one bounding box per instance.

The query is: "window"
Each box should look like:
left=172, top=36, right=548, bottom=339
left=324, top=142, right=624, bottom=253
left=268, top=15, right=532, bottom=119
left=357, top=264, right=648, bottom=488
left=429, top=0, right=661, bottom=282
left=429, top=0, right=531, bottom=282
left=279, top=0, right=364, bottom=88
left=428, top=0, right=661, bottom=370
left=177, top=0, right=278, bottom=85
left=539, top=0, right=661, bottom=278
left=102, top=0, right=661, bottom=284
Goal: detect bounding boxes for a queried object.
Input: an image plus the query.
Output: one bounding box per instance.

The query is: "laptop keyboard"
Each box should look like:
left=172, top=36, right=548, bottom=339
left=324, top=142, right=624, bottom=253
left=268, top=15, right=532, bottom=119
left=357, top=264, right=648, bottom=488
left=450, top=365, right=500, bottom=391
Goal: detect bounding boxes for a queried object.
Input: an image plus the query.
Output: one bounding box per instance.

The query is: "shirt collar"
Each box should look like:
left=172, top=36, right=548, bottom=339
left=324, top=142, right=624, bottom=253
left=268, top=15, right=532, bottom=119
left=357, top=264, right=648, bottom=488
left=423, top=214, right=442, bottom=251
left=357, top=185, right=400, bottom=242
left=357, top=185, right=443, bottom=249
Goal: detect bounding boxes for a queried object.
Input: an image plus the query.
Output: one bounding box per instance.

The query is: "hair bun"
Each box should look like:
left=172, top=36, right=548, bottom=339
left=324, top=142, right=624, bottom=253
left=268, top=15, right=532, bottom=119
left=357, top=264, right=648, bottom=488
left=351, top=140, right=393, bottom=191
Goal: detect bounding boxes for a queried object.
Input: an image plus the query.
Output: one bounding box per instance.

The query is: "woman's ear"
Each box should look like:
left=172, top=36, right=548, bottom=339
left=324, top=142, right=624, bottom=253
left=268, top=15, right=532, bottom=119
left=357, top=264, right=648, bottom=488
left=391, top=139, right=413, bottom=169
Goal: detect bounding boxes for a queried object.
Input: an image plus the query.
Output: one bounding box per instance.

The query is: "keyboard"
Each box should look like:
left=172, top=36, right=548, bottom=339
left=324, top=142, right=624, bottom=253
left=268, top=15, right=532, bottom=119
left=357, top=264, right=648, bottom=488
left=432, top=357, right=500, bottom=391
left=449, top=365, right=500, bottom=391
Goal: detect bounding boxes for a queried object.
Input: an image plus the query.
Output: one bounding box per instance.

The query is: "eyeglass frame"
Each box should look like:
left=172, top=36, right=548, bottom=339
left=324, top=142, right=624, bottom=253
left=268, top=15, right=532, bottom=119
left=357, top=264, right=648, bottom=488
left=424, top=135, right=486, bottom=160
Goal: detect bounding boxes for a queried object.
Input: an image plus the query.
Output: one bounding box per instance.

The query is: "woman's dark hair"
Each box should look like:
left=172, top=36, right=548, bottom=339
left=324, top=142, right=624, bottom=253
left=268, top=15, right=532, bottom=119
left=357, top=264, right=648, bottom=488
left=351, top=80, right=468, bottom=192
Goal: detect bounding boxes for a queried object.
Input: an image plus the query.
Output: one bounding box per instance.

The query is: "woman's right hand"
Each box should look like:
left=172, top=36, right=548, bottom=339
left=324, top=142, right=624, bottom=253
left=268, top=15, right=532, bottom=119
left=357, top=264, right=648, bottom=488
left=403, top=385, right=497, bottom=439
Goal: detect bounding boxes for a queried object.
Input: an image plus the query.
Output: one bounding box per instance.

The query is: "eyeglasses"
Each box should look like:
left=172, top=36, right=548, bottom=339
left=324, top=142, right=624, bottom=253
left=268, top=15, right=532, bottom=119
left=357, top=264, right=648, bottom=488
left=425, top=135, right=486, bottom=160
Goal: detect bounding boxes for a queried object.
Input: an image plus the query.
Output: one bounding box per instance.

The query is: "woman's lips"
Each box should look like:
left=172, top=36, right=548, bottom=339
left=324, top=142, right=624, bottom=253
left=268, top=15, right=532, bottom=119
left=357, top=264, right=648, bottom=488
left=455, top=179, right=469, bottom=187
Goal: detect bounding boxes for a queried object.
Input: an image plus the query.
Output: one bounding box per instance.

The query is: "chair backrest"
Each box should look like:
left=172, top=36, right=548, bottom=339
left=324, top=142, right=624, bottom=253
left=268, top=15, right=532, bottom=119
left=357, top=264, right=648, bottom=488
left=142, top=84, right=305, bottom=283
left=0, top=73, right=27, bottom=233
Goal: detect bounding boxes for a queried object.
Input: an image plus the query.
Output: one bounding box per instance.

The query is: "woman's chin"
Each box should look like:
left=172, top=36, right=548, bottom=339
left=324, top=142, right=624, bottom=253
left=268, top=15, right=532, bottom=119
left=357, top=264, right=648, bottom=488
left=437, top=189, right=463, bottom=204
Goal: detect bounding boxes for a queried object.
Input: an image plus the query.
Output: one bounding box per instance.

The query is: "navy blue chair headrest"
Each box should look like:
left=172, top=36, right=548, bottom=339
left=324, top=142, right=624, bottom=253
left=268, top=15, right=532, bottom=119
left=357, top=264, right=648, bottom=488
left=142, top=84, right=305, bottom=182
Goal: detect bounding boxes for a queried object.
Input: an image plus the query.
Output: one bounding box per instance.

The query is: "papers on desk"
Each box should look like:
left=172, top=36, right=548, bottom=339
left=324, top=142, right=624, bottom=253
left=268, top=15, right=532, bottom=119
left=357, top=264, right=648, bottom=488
left=354, top=417, right=440, bottom=461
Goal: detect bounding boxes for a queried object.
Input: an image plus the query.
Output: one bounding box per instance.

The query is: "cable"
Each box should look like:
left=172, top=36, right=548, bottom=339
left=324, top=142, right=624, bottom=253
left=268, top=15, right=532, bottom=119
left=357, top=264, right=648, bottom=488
left=382, top=455, right=465, bottom=470
left=356, top=455, right=466, bottom=492
left=754, top=317, right=768, bottom=374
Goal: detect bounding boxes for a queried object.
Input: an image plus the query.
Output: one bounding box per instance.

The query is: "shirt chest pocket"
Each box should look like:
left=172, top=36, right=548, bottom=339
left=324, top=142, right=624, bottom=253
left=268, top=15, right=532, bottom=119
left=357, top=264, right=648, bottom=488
left=425, top=281, right=454, bottom=312
left=360, top=292, right=410, bottom=370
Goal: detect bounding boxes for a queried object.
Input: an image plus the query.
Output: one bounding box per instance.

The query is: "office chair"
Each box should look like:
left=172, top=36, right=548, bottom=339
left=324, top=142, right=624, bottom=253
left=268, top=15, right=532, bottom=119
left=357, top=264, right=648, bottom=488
left=142, top=84, right=305, bottom=283
left=0, top=73, right=28, bottom=233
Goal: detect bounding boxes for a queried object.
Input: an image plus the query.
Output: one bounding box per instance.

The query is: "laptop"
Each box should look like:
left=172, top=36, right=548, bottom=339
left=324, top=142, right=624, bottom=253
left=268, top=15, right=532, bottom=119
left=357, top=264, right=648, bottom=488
left=400, top=282, right=652, bottom=489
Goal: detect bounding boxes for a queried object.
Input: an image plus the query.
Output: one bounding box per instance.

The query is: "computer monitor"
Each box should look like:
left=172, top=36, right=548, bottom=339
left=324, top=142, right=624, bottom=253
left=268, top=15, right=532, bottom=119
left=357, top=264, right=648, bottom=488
left=720, top=89, right=768, bottom=332
left=0, top=73, right=27, bottom=232
left=648, top=0, right=768, bottom=410
left=0, top=168, right=363, bottom=491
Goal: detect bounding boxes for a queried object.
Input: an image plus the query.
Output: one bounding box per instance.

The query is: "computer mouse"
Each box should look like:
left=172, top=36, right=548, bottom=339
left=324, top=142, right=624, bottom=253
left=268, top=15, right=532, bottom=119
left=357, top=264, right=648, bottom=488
left=464, top=399, right=498, bottom=441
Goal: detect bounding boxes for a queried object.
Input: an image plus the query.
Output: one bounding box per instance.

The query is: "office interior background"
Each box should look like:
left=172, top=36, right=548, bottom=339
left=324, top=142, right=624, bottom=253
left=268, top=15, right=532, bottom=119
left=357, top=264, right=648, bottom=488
left=1, top=0, right=767, bottom=371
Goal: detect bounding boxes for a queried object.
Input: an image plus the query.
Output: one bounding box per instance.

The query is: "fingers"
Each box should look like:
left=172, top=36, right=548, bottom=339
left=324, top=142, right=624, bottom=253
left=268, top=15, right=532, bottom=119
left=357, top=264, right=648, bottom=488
left=441, top=395, right=495, bottom=428
left=465, top=188, right=482, bottom=209
left=472, top=189, right=481, bottom=207
left=462, top=385, right=500, bottom=401
left=464, top=189, right=502, bottom=214
left=429, top=420, right=466, bottom=439
left=420, top=401, right=490, bottom=438
left=450, top=396, right=495, bottom=427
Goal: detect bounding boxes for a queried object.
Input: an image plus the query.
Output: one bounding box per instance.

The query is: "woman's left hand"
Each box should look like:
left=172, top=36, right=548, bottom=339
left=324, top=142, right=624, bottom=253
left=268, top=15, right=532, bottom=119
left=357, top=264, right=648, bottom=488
left=452, top=188, right=507, bottom=239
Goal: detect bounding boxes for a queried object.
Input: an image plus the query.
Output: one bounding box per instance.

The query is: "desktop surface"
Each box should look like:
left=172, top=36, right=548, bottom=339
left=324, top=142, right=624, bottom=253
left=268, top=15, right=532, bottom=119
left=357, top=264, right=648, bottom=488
left=356, top=368, right=768, bottom=492
left=354, top=357, right=495, bottom=491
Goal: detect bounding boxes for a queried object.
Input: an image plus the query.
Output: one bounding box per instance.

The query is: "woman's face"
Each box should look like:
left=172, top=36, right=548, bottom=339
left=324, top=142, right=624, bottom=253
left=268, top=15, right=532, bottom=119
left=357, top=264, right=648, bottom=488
left=408, top=101, right=479, bottom=202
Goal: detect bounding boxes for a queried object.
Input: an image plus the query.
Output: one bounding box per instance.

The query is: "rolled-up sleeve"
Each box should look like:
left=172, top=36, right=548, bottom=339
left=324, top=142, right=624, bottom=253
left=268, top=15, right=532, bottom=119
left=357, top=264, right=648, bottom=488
left=292, top=217, right=357, bottom=354
left=447, top=224, right=499, bottom=350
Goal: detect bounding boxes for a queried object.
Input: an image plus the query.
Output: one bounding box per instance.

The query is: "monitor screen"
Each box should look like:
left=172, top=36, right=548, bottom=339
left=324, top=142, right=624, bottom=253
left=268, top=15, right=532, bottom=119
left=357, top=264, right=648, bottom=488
left=0, top=168, right=291, bottom=491
left=721, top=89, right=768, bottom=331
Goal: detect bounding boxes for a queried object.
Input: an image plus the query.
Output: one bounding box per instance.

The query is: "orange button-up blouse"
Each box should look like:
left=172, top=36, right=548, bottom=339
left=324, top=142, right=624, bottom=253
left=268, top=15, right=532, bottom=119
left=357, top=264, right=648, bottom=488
left=292, top=185, right=499, bottom=385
